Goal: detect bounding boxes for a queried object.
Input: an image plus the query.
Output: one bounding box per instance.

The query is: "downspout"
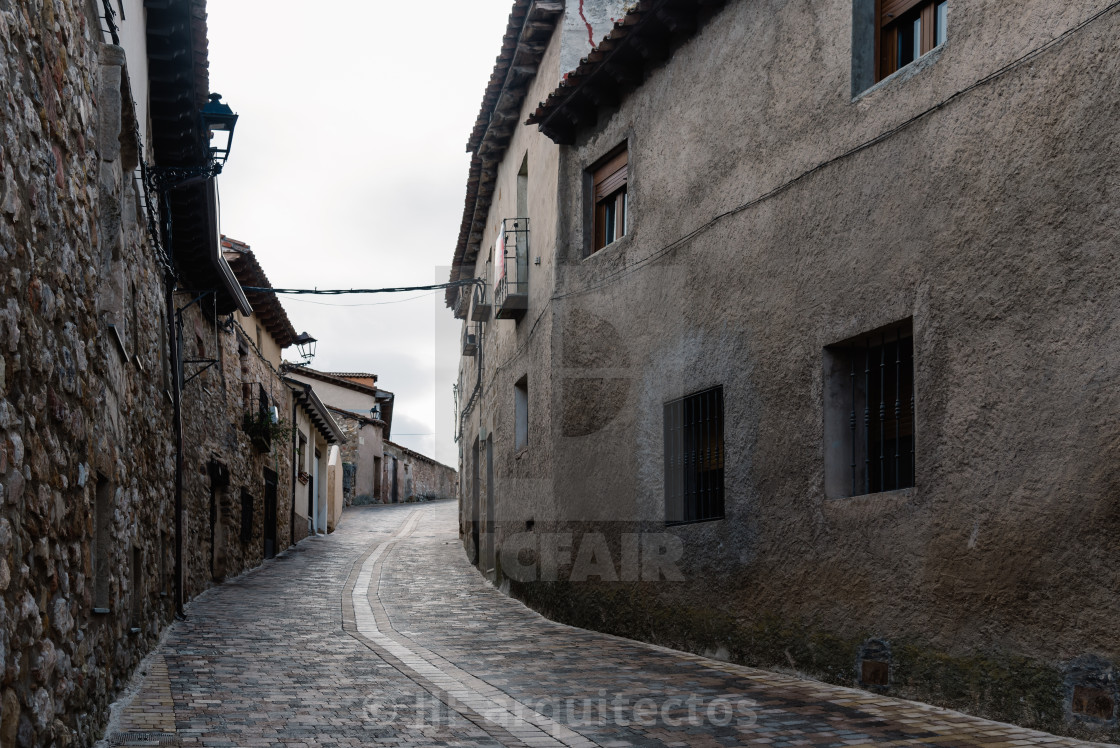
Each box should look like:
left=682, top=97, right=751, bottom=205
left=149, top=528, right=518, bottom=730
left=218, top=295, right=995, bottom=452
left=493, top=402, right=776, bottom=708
left=290, top=393, right=298, bottom=547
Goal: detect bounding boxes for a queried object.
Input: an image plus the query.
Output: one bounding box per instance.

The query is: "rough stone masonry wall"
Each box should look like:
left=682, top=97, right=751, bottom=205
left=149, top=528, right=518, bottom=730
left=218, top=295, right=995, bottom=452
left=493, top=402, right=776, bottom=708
left=177, top=310, right=294, bottom=601
left=401, top=451, right=457, bottom=501
left=334, top=415, right=361, bottom=505
left=0, top=2, right=180, bottom=746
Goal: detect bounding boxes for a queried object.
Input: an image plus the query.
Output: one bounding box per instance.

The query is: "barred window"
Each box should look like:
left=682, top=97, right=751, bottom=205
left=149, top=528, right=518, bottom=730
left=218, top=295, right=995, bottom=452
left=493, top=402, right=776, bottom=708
left=825, top=322, right=915, bottom=499
left=664, top=386, right=725, bottom=524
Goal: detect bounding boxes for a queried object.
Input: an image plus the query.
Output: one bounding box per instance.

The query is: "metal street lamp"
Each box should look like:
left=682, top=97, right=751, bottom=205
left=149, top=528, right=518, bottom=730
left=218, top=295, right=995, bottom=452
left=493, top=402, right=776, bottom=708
left=200, top=93, right=238, bottom=165
left=294, top=332, right=317, bottom=365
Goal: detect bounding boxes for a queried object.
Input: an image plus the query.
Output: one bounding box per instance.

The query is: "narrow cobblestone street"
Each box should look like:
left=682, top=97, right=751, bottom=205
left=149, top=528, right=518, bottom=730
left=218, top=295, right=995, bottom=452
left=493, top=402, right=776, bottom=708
left=106, top=502, right=1105, bottom=748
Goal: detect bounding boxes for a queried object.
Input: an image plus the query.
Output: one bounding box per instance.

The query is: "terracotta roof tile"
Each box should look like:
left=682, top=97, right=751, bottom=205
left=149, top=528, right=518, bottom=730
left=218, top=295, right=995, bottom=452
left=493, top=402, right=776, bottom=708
left=526, top=0, right=727, bottom=144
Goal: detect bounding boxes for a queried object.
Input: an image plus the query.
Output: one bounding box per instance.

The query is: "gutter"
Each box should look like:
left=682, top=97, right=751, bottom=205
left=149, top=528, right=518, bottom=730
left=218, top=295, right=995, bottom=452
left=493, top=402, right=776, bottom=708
left=284, top=377, right=347, bottom=444
left=205, top=179, right=253, bottom=316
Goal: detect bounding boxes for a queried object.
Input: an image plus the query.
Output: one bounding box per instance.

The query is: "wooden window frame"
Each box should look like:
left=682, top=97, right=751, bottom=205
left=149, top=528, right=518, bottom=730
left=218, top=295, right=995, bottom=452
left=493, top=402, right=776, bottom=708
left=590, top=145, right=628, bottom=254
left=877, top=0, right=946, bottom=81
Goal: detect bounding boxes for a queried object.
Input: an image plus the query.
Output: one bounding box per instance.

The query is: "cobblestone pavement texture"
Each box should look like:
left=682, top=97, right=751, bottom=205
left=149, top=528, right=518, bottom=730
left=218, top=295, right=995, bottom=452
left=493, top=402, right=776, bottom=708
left=107, top=501, right=1108, bottom=747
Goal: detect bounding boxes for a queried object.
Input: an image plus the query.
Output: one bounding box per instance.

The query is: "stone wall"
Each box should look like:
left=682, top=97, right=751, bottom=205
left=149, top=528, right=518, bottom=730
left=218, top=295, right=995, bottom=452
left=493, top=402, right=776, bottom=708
left=0, top=3, right=301, bottom=744
left=177, top=309, right=294, bottom=599
left=383, top=442, right=457, bottom=502
left=0, top=2, right=178, bottom=745
left=328, top=410, right=383, bottom=506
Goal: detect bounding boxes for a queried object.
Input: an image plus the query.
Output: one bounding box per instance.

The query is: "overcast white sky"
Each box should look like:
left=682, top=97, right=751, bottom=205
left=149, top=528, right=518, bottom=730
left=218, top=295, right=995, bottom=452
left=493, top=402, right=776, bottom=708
left=206, top=2, right=514, bottom=467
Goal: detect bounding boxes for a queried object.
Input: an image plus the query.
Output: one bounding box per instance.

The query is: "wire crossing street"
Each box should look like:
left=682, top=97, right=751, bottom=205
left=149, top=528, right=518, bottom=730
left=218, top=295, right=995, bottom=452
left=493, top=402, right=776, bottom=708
left=106, top=503, right=1106, bottom=747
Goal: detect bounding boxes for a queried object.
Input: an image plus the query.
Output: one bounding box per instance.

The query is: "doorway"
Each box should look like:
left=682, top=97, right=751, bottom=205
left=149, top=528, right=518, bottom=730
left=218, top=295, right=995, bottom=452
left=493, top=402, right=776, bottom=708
left=263, top=468, right=278, bottom=559
left=470, top=437, right=480, bottom=564
left=391, top=457, right=399, bottom=503
left=484, top=435, right=494, bottom=575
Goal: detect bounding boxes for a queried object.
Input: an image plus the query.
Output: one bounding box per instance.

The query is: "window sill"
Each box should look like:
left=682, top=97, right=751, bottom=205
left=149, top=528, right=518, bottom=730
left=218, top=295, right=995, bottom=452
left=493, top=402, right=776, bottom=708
left=822, top=487, right=915, bottom=523
left=583, top=231, right=632, bottom=263
left=852, top=43, right=945, bottom=102
left=665, top=515, right=724, bottom=528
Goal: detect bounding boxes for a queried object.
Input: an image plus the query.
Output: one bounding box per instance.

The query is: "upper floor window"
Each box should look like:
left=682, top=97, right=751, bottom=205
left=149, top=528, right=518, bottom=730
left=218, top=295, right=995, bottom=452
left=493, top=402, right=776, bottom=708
left=590, top=145, right=628, bottom=253
left=879, top=0, right=947, bottom=80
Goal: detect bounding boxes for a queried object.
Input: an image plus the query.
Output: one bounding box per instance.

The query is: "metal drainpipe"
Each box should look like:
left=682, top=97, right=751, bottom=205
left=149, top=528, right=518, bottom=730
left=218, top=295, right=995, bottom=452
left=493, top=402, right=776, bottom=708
left=167, top=279, right=185, bottom=619
left=290, top=393, right=298, bottom=547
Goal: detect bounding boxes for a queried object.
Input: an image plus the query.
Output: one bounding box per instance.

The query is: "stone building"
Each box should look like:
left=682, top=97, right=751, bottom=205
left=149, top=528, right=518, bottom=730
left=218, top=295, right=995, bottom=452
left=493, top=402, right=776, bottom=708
left=381, top=440, right=459, bottom=504
left=449, top=0, right=1120, bottom=740
left=0, top=1, right=338, bottom=744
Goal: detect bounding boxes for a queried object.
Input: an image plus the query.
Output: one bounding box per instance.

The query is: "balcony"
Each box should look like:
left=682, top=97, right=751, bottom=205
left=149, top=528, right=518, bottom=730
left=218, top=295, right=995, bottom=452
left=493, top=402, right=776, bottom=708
left=463, top=329, right=478, bottom=357
left=471, top=282, right=491, bottom=321
left=242, top=384, right=273, bottom=454
left=494, top=218, right=529, bottom=321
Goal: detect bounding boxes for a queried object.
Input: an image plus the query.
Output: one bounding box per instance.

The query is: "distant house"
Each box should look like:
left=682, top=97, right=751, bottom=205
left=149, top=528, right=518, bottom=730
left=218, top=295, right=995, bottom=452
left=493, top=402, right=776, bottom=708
left=285, top=367, right=456, bottom=504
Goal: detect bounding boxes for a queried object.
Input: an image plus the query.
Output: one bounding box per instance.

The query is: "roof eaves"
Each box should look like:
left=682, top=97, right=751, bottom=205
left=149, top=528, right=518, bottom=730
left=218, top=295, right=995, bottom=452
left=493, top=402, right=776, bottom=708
left=283, top=366, right=380, bottom=397
left=446, top=0, right=565, bottom=313
left=526, top=0, right=728, bottom=144
left=284, top=378, right=347, bottom=445
left=222, top=236, right=299, bottom=348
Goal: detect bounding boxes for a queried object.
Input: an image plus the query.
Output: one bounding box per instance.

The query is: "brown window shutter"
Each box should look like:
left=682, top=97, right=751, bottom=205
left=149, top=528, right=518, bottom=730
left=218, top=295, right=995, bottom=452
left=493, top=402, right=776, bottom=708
left=594, top=150, right=628, bottom=202
left=880, top=0, right=924, bottom=24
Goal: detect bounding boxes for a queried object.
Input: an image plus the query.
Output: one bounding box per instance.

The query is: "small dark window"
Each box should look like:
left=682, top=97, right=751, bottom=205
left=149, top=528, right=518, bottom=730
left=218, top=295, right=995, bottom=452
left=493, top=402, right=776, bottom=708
left=240, top=489, right=253, bottom=544
left=514, top=376, right=528, bottom=451
left=590, top=146, right=628, bottom=253
left=664, top=386, right=725, bottom=524
left=129, top=545, right=142, bottom=628
left=825, top=322, right=915, bottom=498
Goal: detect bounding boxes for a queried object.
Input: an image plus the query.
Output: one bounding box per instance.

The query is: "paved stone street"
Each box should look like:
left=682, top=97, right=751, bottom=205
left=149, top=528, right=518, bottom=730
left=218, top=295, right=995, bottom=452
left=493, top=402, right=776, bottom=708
left=106, top=502, right=1105, bottom=747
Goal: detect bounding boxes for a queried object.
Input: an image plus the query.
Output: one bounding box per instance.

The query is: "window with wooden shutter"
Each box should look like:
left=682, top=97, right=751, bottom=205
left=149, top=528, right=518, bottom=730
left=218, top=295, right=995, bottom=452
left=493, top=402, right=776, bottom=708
left=878, top=0, right=947, bottom=80
left=591, top=145, right=628, bottom=253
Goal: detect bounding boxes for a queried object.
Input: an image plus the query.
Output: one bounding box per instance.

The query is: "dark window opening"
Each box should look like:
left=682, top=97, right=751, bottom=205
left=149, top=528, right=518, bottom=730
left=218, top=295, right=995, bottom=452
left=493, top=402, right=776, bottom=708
left=664, top=386, right=725, bottom=524
left=515, top=375, right=529, bottom=451
left=240, top=488, right=254, bottom=545
left=825, top=321, right=915, bottom=499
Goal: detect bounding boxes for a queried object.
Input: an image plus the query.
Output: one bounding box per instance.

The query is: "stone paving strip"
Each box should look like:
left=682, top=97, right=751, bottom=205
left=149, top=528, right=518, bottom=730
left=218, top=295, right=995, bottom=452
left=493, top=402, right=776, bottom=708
left=105, top=501, right=1110, bottom=747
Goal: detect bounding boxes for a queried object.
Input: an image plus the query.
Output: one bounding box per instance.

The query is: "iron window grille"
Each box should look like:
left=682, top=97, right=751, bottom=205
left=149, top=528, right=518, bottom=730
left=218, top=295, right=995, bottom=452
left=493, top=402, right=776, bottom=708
left=826, top=324, right=915, bottom=498
left=664, top=386, right=725, bottom=525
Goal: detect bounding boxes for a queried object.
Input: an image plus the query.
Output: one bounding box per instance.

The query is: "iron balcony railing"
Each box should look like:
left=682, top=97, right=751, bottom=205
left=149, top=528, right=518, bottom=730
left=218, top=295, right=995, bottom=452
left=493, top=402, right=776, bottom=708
left=494, top=218, right=529, bottom=320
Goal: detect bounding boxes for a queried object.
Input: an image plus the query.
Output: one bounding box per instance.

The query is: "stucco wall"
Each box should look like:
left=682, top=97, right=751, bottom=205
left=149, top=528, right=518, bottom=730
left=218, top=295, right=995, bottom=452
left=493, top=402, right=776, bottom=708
left=331, top=412, right=384, bottom=505
left=285, top=373, right=377, bottom=414
left=457, top=17, right=572, bottom=574
left=459, top=0, right=1120, bottom=740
